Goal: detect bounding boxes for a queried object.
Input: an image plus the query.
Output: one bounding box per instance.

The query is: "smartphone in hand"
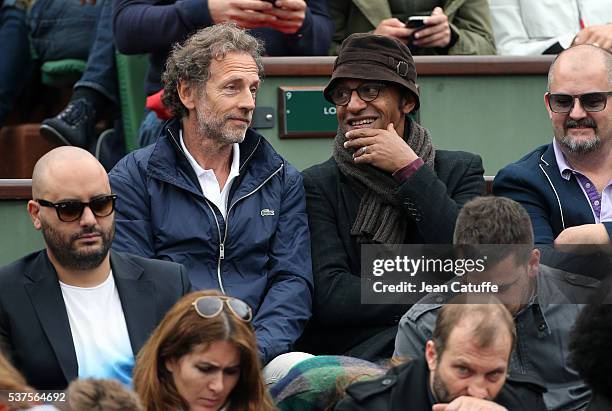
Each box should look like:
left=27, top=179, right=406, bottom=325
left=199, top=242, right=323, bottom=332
left=405, top=15, right=427, bottom=29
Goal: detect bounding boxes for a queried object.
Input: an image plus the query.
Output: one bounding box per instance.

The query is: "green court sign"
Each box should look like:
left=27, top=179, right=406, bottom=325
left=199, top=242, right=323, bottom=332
left=278, top=86, right=338, bottom=138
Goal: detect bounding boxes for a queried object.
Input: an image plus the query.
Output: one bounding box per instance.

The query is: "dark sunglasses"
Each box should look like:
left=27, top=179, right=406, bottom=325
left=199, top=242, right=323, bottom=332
left=36, top=194, right=117, bottom=222
left=547, top=91, right=612, bottom=113
left=193, top=296, right=253, bottom=323
left=329, top=82, right=387, bottom=106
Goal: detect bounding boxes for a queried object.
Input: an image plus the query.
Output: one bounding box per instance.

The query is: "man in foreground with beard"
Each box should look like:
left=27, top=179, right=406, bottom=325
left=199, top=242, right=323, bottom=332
left=335, top=299, right=546, bottom=411
left=493, top=45, right=612, bottom=245
left=0, top=147, right=191, bottom=390
left=108, top=24, right=313, bottom=376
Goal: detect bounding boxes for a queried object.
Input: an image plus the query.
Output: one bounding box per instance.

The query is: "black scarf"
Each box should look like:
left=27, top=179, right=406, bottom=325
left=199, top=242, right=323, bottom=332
left=333, top=118, right=435, bottom=244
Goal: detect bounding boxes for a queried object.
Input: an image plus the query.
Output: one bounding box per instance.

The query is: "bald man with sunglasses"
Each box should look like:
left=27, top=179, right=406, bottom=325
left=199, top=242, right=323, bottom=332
left=0, top=147, right=191, bottom=390
left=494, top=45, right=612, bottom=246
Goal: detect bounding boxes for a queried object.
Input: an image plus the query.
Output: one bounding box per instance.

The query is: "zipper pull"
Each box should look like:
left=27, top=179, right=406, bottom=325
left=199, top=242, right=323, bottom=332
left=220, top=243, right=225, bottom=260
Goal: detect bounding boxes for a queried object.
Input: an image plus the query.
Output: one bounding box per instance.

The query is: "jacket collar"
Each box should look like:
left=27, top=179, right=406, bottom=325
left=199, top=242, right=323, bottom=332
left=538, top=142, right=597, bottom=225
left=146, top=117, right=285, bottom=204
left=110, top=250, right=158, bottom=355
left=23, top=250, right=157, bottom=383
left=24, top=251, right=77, bottom=384
left=539, top=142, right=558, bottom=170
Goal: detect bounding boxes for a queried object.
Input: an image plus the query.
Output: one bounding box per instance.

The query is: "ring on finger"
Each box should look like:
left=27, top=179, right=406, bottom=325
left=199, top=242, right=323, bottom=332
left=361, top=146, right=368, bottom=154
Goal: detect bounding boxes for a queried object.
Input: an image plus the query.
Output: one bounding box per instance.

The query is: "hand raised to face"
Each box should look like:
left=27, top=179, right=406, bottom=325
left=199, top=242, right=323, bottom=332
left=344, top=123, right=419, bottom=173
left=432, top=396, right=508, bottom=411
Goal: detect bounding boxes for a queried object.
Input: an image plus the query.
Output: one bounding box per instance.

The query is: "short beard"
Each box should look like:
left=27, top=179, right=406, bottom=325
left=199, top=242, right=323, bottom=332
left=195, top=101, right=248, bottom=145
left=432, top=368, right=452, bottom=403
left=558, top=118, right=601, bottom=155
left=41, top=218, right=115, bottom=270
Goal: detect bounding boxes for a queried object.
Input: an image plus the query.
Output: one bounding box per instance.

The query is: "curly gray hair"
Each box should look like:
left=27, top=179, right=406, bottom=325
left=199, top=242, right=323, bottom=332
left=162, top=23, right=265, bottom=118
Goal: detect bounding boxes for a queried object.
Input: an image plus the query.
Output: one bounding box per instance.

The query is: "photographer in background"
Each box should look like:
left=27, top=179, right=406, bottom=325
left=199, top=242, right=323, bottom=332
left=329, top=0, right=495, bottom=55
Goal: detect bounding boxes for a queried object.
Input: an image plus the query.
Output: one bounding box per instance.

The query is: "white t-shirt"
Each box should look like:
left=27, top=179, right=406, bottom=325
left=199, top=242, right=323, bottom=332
left=180, top=130, right=240, bottom=219
left=60, top=271, right=134, bottom=386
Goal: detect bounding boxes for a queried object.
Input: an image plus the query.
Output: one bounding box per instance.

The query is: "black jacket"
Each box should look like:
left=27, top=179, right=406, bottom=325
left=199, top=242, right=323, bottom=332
left=587, top=395, right=612, bottom=411
left=335, top=357, right=547, bottom=411
left=297, top=149, right=484, bottom=360
left=0, top=250, right=191, bottom=390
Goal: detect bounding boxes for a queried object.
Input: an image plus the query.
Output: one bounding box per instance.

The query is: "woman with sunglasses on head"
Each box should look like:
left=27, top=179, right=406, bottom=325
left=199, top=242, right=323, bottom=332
left=132, top=290, right=276, bottom=411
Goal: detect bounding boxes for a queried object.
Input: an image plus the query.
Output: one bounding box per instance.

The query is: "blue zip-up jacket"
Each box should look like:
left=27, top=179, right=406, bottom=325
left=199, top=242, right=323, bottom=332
left=108, top=119, right=313, bottom=364
left=112, top=0, right=334, bottom=95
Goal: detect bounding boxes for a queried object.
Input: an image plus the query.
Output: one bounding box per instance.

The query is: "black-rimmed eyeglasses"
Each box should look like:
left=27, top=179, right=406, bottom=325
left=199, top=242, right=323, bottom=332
left=547, top=91, right=612, bottom=113
left=329, top=83, right=387, bottom=106
left=36, top=194, right=117, bottom=222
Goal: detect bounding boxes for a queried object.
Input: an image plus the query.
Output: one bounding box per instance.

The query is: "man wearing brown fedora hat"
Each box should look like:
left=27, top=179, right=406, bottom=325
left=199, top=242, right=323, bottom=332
left=297, top=33, right=485, bottom=360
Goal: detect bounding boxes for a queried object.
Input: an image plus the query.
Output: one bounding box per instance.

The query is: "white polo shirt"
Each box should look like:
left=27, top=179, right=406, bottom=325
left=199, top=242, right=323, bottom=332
left=180, top=130, right=240, bottom=219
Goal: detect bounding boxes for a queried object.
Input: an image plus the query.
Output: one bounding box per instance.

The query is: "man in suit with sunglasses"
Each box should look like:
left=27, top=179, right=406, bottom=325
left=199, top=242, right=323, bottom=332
left=0, top=146, right=191, bottom=390
left=494, top=45, right=612, bottom=246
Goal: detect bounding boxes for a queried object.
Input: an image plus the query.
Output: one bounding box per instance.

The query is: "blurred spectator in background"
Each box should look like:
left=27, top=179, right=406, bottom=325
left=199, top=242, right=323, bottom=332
left=271, top=355, right=386, bottom=411
left=113, top=0, right=334, bottom=147
left=0, top=0, right=30, bottom=129
left=28, top=0, right=102, bottom=61
left=133, top=290, right=276, bottom=411
left=53, top=378, right=144, bottom=411
left=0, top=351, right=36, bottom=410
left=569, top=304, right=612, bottom=411
left=39, top=0, right=123, bottom=169
left=395, top=196, right=592, bottom=410
left=490, top=0, right=612, bottom=55
left=0, top=0, right=103, bottom=128
left=330, top=0, right=495, bottom=55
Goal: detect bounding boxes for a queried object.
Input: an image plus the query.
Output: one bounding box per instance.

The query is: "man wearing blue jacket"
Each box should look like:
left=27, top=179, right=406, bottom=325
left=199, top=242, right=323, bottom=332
left=113, top=0, right=334, bottom=147
left=109, top=25, right=313, bottom=372
left=493, top=45, right=612, bottom=245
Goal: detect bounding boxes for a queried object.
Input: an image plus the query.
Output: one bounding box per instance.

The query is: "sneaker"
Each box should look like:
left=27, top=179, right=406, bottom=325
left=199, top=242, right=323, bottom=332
left=40, top=98, right=96, bottom=148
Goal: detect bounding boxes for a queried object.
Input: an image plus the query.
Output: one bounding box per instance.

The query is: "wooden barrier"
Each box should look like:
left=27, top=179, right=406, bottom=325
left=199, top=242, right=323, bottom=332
left=262, top=55, right=553, bottom=76
left=0, top=179, right=32, bottom=200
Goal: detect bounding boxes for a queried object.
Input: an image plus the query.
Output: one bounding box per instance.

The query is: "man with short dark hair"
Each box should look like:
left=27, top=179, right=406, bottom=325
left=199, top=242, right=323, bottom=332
left=0, top=147, right=191, bottom=390
left=394, top=196, right=594, bottom=410
left=336, top=299, right=545, bottom=410
left=109, top=24, right=313, bottom=370
left=493, top=45, right=612, bottom=245
left=298, top=32, right=485, bottom=360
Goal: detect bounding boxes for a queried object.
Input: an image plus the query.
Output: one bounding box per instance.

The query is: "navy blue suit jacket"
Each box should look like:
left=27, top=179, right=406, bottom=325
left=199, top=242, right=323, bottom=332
left=493, top=143, right=612, bottom=244
left=0, top=250, right=191, bottom=390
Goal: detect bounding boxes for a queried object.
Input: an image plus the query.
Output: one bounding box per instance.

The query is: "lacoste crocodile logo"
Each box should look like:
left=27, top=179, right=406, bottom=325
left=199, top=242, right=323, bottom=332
left=260, top=208, right=275, bottom=217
